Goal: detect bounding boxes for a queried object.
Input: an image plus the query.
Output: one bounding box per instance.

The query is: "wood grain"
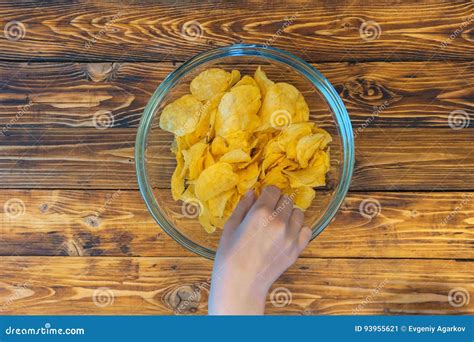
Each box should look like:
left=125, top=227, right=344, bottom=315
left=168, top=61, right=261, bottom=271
left=1, top=128, right=473, bottom=190
left=1, top=189, right=472, bottom=259
left=1, top=0, right=473, bottom=318
left=0, top=256, right=471, bottom=315
left=0, top=1, right=473, bottom=62
left=0, top=61, right=472, bottom=129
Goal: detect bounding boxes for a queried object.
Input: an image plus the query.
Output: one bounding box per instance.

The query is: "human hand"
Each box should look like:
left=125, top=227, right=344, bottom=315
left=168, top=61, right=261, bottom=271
left=208, top=186, right=312, bottom=315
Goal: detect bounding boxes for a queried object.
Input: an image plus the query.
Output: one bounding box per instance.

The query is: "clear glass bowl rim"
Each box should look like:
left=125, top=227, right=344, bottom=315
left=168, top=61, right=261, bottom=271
left=135, top=44, right=355, bottom=259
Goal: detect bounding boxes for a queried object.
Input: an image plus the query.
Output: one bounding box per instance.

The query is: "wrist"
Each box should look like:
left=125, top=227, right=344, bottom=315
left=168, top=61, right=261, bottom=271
left=208, top=277, right=269, bottom=315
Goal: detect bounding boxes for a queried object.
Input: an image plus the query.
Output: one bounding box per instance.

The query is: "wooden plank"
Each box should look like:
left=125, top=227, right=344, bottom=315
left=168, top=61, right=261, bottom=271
left=1, top=190, right=473, bottom=259
left=0, top=256, right=472, bottom=314
left=0, top=1, right=473, bottom=62
left=0, top=61, right=472, bottom=129
left=0, top=128, right=135, bottom=189
left=353, top=128, right=474, bottom=191
left=1, top=128, right=473, bottom=190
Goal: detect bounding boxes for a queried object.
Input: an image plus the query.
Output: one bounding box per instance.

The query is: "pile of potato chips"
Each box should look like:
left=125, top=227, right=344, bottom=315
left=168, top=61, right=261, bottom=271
left=160, top=67, right=332, bottom=233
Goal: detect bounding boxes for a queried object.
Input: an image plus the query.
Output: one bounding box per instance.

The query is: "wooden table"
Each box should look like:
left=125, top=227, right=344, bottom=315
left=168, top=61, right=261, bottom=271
left=0, top=1, right=473, bottom=315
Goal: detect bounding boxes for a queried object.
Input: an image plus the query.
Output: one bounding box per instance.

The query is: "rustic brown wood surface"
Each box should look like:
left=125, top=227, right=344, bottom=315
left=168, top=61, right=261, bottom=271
left=0, top=2, right=473, bottom=62
left=0, top=0, right=473, bottom=315
left=0, top=190, right=473, bottom=259
left=0, top=257, right=472, bottom=315
left=1, top=128, right=473, bottom=190
left=1, top=61, right=472, bottom=128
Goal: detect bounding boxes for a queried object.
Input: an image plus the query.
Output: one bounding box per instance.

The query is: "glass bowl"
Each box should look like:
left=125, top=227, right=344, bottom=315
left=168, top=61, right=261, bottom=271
left=135, top=44, right=354, bottom=259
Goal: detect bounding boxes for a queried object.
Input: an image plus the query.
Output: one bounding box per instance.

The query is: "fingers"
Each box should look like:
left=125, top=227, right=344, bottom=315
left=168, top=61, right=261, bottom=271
left=223, top=189, right=256, bottom=231
left=254, top=185, right=281, bottom=210
left=275, top=194, right=294, bottom=222
left=288, top=208, right=307, bottom=258
left=220, top=190, right=256, bottom=247
left=296, top=226, right=312, bottom=254
left=288, top=208, right=304, bottom=237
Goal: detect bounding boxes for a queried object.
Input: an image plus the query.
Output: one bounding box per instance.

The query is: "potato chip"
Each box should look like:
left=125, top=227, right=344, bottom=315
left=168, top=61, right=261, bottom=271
left=163, top=67, right=332, bottom=233
left=293, top=186, right=315, bottom=210
left=284, top=151, right=330, bottom=187
left=208, top=189, right=234, bottom=218
left=261, top=152, right=284, bottom=176
left=184, top=93, right=223, bottom=146
left=179, top=184, right=198, bottom=203
left=204, top=146, right=215, bottom=169
left=294, top=93, right=310, bottom=122
left=258, top=82, right=301, bottom=130
left=229, top=70, right=241, bottom=88
left=160, top=94, right=203, bottom=136
left=190, top=68, right=239, bottom=101
left=209, top=213, right=227, bottom=230
left=236, top=132, right=270, bottom=169
left=195, top=162, right=239, bottom=202
left=171, top=151, right=185, bottom=201
left=237, top=162, right=260, bottom=194
left=198, top=204, right=216, bottom=233
left=211, top=135, right=229, bottom=155
left=223, top=130, right=250, bottom=151
left=234, top=75, right=259, bottom=88
left=263, top=138, right=283, bottom=157
left=278, top=122, right=314, bottom=160
left=277, top=122, right=314, bottom=148
left=215, top=83, right=261, bottom=136
left=237, top=147, right=262, bottom=169
left=223, top=190, right=241, bottom=218
left=261, top=167, right=289, bottom=189
left=220, top=149, right=251, bottom=163
left=182, top=142, right=207, bottom=180
left=208, top=104, right=218, bottom=140
left=254, top=66, right=274, bottom=96
left=296, top=132, right=332, bottom=168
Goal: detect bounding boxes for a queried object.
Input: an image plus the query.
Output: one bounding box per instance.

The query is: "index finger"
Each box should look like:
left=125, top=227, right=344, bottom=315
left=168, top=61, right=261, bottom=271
left=253, top=185, right=282, bottom=210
